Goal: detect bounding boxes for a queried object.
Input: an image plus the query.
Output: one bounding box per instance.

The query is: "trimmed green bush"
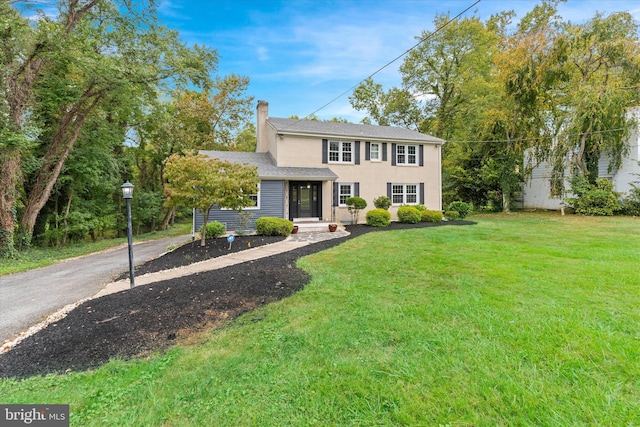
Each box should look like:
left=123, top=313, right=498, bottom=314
left=397, top=206, right=421, bottom=224
left=421, top=209, right=443, bottom=223
left=373, top=195, right=392, bottom=210
left=621, top=184, right=640, bottom=216
left=366, top=208, right=391, bottom=227
left=447, top=201, right=472, bottom=219
left=567, top=176, right=621, bottom=216
left=412, top=204, right=427, bottom=212
left=201, top=221, right=226, bottom=239
left=445, top=210, right=460, bottom=221
left=255, top=217, right=294, bottom=236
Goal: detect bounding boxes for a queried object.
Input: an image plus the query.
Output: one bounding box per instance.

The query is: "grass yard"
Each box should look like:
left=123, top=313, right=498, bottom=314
left=1, top=212, right=639, bottom=425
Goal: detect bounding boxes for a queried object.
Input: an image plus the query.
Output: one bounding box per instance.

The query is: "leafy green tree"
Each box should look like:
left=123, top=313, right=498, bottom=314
left=163, top=152, right=259, bottom=246
left=547, top=12, right=640, bottom=187
left=0, top=0, right=217, bottom=256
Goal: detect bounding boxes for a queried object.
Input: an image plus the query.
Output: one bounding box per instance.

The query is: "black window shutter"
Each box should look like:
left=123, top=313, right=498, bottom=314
left=354, top=182, right=360, bottom=197
left=333, top=182, right=338, bottom=206
left=387, top=182, right=392, bottom=199
left=382, top=143, right=387, bottom=161
left=420, top=183, right=425, bottom=204
left=365, top=142, right=370, bottom=161
left=419, top=145, right=424, bottom=167
left=391, top=143, right=397, bottom=166
left=322, top=139, right=328, bottom=164
left=354, top=141, right=360, bottom=165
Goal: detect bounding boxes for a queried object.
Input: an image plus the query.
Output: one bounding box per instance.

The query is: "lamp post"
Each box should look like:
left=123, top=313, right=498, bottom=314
left=121, top=181, right=135, bottom=289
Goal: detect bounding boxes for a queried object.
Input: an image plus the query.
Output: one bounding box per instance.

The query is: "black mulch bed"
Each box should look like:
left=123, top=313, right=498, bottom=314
left=0, top=221, right=474, bottom=379
left=114, top=235, right=287, bottom=280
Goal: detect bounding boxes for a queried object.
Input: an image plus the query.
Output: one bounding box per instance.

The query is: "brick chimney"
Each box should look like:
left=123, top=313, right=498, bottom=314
left=256, top=100, right=269, bottom=153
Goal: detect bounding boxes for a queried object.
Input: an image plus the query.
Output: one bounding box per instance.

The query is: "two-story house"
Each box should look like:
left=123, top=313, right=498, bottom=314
left=194, top=101, right=444, bottom=231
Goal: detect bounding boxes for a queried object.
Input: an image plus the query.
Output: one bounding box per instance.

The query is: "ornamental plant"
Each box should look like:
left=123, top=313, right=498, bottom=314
left=346, top=196, right=367, bottom=224
left=255, top=217, right=294, bottom=236
left=447, top=201, right=472, bottom=219
left=373, top=196, right=392, bottom=210
left=566, top=176, right=621, bottom=216
left=366, top=208, right=391, bottom=227
left=201, top=221, right=226, bottom=238
left=397, top=206, right=421, bottom=224
left=421, top=210, right=443, bottom=223
left=444, top=210, right=460, bottom=221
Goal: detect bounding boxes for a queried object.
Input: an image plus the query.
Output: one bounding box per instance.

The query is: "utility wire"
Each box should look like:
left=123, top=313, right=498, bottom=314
left=446, top=127, right=628, bottom=144
left=282, top=0, right=482, bottom=128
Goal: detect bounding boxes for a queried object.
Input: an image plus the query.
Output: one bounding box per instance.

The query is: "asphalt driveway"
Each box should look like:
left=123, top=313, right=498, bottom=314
left=0, top=235, right=192, bottom=344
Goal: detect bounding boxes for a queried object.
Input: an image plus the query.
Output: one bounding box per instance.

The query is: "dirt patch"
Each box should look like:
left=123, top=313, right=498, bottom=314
left=0, top=221, right=474, bottom=379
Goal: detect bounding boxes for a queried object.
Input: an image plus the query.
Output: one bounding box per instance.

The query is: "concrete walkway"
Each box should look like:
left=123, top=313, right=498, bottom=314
left=95, top=229, right=350, bottom=298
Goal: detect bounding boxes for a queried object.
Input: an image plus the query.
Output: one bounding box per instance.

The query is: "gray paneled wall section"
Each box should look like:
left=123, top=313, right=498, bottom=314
left=193, top=180, right=285, bottom=232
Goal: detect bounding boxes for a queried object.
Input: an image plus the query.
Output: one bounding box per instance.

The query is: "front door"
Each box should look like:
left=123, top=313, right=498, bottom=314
left=290, top=181, right=321, bottom=219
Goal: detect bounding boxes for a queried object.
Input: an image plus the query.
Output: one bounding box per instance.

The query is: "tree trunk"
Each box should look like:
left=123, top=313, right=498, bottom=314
left=19, top=96, right=99, bottom=242
left=574, top=132, right=589, bottom=177
left=0, top=149, right=22, bottom=256
left=200, top=208, right=211, bottom=247
left=161, top=206, right=175, bottom=230
left=62, top=191, right=73, bottom=246
left=502, top=190, right=511, bottom=213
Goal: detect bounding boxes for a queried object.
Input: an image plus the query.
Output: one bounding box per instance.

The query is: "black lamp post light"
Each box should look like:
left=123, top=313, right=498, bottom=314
left=121, top=181, right=135, bottom=289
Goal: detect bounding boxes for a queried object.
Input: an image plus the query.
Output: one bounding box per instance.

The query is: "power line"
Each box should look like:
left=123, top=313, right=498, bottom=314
left=282, top=0, right=482, bottom=128
left=446, top=127, right=628, bottom=144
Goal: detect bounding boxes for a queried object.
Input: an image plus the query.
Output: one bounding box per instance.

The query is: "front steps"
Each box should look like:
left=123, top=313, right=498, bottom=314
left=293, top=220, right=341, bottom=233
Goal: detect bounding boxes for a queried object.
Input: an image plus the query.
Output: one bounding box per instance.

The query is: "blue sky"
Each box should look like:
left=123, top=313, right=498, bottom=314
left=19, top=1, right=640, bottom=124
left=157, top=0, right=640, bottom=123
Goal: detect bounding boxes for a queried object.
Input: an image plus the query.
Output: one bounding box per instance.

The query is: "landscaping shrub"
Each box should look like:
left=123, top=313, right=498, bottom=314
left=566, top=176, right=621, bottom=216
left=373, top=195, right=392, bottom=210
left=201, top=221, right=226, bottom=238
left=445, top=210, right=460, bottom=221
left=447, top=201, right=472, bottom=219
left=346, top=196, right=367, bottom=224
left=397, top=206, right=421, bottom=224
left=421, top=209, right=443, bottom=223
left=621, top=183, right=640, bottom=216
left=255, top=217, right=294, bottom=236
left=366, top=208, right=391, bottom=227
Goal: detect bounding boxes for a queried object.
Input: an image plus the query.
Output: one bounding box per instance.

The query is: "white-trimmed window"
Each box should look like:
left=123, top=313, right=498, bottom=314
left=222, top=183, right=260, bottom=210
left=396, top=144, right=417, bottom=165
left=329, top=141, right=352, bottom=163
left=369, top=142, right=381, bottom=161
left=392, top=184, right=418, bottom=205
left=338, top=183, right=354, bottom=206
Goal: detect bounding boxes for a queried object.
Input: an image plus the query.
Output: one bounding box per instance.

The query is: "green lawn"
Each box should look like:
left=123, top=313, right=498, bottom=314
left=2, top=213, right=639, bottom=425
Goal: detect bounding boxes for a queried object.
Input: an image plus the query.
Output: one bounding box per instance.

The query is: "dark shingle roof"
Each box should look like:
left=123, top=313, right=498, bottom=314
left=199, top=150, right=338, bottom=181
left=267, top=117, right=444, bottom=144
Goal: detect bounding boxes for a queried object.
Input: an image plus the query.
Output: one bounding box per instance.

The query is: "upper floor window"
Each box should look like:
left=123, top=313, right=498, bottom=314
left=392, top=184, right=417, bottom=205
left=370, top=142, right=381, bottom=161
left=396, top=144, right=417, bottom=165
left=329, top=141, right=352, bottom=163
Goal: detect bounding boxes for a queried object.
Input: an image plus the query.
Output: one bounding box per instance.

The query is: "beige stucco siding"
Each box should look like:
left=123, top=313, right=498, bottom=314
left=275, top=134, right=442, bottom=223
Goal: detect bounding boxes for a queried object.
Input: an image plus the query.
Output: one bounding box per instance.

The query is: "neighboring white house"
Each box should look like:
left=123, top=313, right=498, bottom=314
left=523, top=107, right=640, bottom=210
